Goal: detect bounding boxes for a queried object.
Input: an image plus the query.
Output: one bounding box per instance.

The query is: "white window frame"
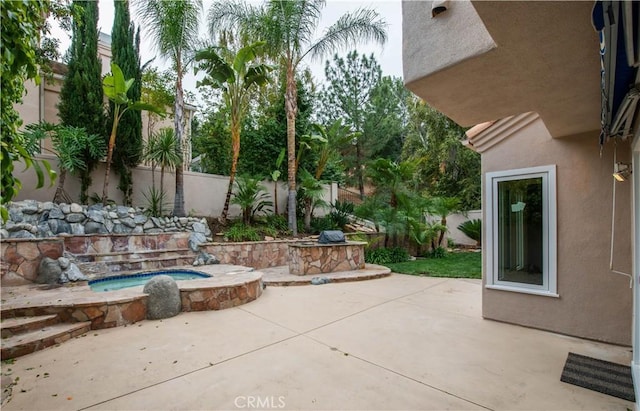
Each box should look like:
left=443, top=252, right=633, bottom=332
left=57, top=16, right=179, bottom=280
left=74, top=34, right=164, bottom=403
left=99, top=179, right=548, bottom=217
left=485, top=165, right=558, bottom=297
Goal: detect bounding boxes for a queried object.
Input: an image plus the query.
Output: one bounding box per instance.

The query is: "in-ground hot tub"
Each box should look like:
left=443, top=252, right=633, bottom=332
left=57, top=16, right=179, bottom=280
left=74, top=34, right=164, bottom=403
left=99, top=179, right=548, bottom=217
left=288, top=241, right=367, bottom=276
left=89, top=269, right=211, bottom=292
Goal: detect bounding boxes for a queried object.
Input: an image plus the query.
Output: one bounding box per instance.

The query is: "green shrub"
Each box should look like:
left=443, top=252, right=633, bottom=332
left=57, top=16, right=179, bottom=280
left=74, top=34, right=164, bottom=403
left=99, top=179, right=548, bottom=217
left=457, top=218, right=481, bottom=246
left=328, top=200, right=354, bottom=230
left=253, top=214, right=291, bottom=237
left=389, top=247, right=410, bottom=262
left=231, top=174, right=273, bottom=225
left=259, top=225, right=279, bottom=238
left=310, top=215, right=337, bottom=233
left=262, top=214, right=289, bottom=232
left=224, top=223, right=261, bottom=242
left=365, top=247, right=409, bottom=265
left=428, top=246, right=447, bottom=259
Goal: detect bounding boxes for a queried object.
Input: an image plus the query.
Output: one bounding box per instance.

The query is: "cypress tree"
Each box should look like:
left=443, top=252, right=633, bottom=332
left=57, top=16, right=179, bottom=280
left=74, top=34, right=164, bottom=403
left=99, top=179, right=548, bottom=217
left=58, top=0, right=105, bottom=204
left=108, top=0, right=143, bottom=205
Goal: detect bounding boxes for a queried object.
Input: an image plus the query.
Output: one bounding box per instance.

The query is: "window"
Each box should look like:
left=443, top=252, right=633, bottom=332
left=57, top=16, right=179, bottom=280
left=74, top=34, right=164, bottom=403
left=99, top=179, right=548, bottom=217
left=486, top=165, right=557, bottom=296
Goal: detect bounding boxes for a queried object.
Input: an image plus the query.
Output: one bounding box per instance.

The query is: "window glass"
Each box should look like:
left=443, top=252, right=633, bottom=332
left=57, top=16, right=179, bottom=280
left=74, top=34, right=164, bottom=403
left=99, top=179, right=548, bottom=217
left=486, top=165, right=556, bottom=296
left=497, top=177, right=543, bottom=286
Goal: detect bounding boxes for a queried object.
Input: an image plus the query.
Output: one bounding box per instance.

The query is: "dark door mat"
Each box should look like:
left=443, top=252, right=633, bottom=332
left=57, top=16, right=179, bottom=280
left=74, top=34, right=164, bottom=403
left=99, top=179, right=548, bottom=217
left=560, top=352, right=635, bottom=402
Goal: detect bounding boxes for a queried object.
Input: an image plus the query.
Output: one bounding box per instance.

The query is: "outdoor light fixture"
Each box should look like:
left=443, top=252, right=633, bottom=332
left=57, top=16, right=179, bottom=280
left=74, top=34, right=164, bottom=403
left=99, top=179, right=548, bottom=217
left=432, top=0, right=449, bottom=17
left=613, top=162, right=632, bottom=182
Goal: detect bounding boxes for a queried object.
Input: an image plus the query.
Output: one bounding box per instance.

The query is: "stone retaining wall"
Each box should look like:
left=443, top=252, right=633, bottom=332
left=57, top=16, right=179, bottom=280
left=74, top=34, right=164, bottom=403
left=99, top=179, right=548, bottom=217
left=2, top=200, right=211, bottom=239
left=0, top=233, right=193, bottom=285
left=1, top=238, right=64, bottom=284
left=63, top=232, right=191, bottom=255
left=1, top=232, right=378, bottom=285
left=202, top=240, right=296, bottom=269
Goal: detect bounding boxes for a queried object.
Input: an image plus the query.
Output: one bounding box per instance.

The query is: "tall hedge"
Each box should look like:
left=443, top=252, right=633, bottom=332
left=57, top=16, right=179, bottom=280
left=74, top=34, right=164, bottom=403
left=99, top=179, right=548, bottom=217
left=108, top=0, right=143, bottom=205
left=57, top=0, right=105, bottom=204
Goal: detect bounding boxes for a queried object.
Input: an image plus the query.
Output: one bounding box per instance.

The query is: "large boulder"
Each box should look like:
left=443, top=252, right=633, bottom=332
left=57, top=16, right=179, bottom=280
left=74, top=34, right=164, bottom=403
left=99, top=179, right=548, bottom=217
left=143, top=275, right=182, bottom=320
left=59, top=263, right=88, bottom=283
left=36, top=257, right=63, bottom=284
left=192, top=251, right=219, bottom=266
left=188, top=232, right=207, bottom=252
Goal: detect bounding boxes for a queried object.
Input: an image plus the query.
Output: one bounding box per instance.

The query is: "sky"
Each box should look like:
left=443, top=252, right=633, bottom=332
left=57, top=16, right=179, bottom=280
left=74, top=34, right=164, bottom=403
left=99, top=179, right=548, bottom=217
left=53, top=0, right=403, bottom=107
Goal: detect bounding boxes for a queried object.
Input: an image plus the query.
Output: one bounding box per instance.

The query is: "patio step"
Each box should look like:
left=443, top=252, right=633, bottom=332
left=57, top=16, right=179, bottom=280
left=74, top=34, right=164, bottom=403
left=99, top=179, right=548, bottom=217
left=1, top=321, right=91, bottom=360
left=1, top=315, right=59, bottom=338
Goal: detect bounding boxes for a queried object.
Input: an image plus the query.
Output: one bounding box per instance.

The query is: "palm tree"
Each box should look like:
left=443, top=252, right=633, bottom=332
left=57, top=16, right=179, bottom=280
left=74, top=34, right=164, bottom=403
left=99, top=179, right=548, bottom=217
left=195, top=41, right=272, bottom=221
left=208, top=0, right=387, bottom=235
left=144, top=128, right=182, bottom=215
left=298, top=168, right=327, bottom=232
left=231, top=174, right=273, bottom=225
left=21, top=123, right=105, bottom=204
left=136, top=0, right=202, bottom=216
left=428, top=196, right=461, bottom=248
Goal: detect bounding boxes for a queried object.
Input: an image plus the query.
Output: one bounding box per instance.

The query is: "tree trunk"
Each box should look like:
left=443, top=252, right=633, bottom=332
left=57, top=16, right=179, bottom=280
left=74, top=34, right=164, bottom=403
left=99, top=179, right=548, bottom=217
left=356, top=140, right=365, bottom=199
left=103, top=145, right=114, bottom=205
left=438, top=216, right=447, bottom=247
left=274, top=181, right=279, bottom=215
left=173, top=59, right=186, bottom=217
left=285, top=62, right=298, bottom=236
left=103, top=115, right=119, bottom=205
left=151, top=163, right=156, bottom=189
left=221, top=116, right=241, bottom=221
left=304, top=199, right=312, bottom=232
left=160, top=165, right=165, bottom=216
left=53, top=169, right=68, bottom=203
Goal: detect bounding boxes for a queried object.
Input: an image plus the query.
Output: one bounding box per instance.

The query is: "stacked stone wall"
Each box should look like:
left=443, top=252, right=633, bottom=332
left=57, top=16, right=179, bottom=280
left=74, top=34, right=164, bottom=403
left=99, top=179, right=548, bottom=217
left=2, top=200, right=211, bottom=239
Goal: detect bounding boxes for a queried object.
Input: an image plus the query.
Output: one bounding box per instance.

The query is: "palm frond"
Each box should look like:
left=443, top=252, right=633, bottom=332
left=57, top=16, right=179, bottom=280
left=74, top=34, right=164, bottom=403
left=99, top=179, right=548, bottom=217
left=144, top=128, right=182, bottom=169
left=305, top=8, right=387, bottom=63
left=267, top=0, right=323, bottom=56
left=135, top=0, right=202, bottom=63
left=207, top=0, right=262, bottom=41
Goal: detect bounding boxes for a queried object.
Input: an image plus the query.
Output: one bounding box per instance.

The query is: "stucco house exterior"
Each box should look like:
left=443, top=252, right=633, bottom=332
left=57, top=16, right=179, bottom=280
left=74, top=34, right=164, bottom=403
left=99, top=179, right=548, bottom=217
left=403, top=0, right=639, bottom=402
left=18, top=32, right=196, bottom=169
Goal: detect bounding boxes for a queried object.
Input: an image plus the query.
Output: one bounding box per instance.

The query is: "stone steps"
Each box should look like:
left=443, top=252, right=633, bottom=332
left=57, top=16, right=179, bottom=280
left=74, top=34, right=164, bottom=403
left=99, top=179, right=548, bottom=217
left=1, top=320, right=90, bottom=360
left=68, top=239, right=200, bottom=277
left=73, top=247, right=195, bottom=263
left=1, top=315, right=59, bottom=338
left=76, top=253, right=197, bottom=277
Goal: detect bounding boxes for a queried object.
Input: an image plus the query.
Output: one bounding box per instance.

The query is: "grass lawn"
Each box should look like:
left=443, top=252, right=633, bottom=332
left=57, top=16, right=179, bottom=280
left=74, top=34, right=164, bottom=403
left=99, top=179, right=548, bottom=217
left=387, top=251, right=482, bottom=279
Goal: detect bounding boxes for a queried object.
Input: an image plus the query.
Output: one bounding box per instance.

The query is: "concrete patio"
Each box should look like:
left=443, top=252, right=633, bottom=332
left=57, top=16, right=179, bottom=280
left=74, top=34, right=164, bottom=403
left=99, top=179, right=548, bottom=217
left=1, top=274, right=633, bottom=410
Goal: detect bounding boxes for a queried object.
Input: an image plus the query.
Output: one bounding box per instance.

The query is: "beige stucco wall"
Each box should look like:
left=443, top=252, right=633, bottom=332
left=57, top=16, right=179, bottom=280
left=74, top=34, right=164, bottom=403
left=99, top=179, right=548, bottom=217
left=481, top=117, right=633, bottom=345
left=447, top=210, right=482, bottom=246
left=13, top=154, right=336, bottom=219
left=402, top=1, right=601, bottom=137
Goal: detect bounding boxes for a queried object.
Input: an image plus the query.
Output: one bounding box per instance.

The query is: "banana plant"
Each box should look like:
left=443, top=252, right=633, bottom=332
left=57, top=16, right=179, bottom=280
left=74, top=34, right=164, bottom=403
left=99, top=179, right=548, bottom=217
left=102, top=63, right=164, bottom=205
left=195, top=41, right=273, bottom=221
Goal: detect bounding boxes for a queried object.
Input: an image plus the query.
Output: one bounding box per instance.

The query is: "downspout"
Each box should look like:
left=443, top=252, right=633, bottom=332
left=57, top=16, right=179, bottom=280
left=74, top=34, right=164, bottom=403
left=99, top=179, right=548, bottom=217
left=632, top=132, right=640, bottom=409
left=39, top=74, right=45, bottom=153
